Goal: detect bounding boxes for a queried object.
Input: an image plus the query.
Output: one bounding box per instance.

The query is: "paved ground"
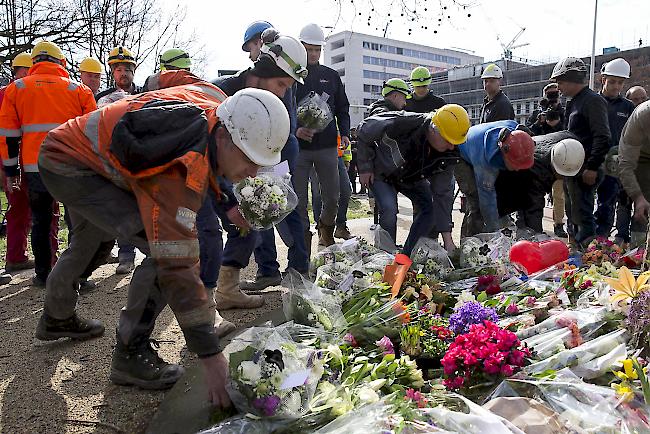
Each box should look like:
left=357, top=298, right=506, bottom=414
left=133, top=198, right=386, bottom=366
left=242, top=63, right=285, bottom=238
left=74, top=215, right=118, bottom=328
left=0, top=195, right=557, bottom=433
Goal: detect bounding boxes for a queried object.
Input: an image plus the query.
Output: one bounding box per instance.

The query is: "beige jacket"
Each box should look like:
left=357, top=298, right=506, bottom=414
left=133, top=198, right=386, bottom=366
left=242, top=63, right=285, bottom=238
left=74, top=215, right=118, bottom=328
left=618, top=100, right=650, bottom=200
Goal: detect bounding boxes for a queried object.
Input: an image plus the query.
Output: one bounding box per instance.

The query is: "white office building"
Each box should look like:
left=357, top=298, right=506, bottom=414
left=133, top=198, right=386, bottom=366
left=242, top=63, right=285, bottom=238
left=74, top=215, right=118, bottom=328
left=323, top=31, right=483, bottom=126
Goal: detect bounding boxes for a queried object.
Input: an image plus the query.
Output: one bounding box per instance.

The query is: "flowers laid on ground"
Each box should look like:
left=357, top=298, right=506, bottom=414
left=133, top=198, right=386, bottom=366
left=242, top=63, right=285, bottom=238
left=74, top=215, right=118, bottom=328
left=611, top=358, right=650, bottom=404
left=476, top=274, right=501, bottom=295
left=605, top=265, right=650, bottom=303
left=441, top=320, right=531, bottom=390
left=582, top=237, right=623, bottom=265
left=448, top=301, right=499, bottom=335
left=234, top=174, right=296, bottom=230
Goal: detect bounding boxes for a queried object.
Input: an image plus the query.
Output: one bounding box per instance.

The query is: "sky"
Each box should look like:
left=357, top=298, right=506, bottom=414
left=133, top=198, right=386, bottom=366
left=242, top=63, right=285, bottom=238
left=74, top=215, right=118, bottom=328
left=147, top=0, right=650, bottom=83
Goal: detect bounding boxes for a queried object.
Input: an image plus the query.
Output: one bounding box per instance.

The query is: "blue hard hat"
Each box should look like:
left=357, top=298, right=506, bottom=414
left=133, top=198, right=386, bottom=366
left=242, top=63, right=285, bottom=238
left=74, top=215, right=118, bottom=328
left=242, top=20, right=274, bottom=51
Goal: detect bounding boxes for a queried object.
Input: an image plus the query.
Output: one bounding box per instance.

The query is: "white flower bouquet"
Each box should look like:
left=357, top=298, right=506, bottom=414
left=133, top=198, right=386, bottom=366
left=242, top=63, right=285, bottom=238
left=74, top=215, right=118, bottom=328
left=297, top=91, right=334, bottom=132
left=233, top=173, right=297, bottom=230
left=460, top=232, right=512, bottom=268
left=224, top=326, right=325, bottom=419
left=410, top=237, right=453, bottom=279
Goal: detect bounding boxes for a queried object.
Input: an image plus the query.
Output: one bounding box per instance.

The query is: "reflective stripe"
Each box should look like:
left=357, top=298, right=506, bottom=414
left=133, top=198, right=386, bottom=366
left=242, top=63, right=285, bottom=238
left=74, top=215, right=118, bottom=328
left=67, top=81, right=79, bottom=91
left=3, top=157, right=18, bottom=166
left=0, top=128, right=22, bottom=137
left=186, top=84, right=226, bottom=103
left=176, top=207, right=197, bottom=231
left=22, top=123, right=61, bottom=133
left=84, top=110, right=101, bottom=153
left=14, top=79, right=25, bottom=89
left=151, top=240, right=200, bottom=258
left=23, top=163, right=39, bottom=172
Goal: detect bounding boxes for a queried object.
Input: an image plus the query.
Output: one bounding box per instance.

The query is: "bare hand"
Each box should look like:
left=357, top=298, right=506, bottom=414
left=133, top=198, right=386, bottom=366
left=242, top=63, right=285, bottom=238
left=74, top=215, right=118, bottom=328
left=634, top=196, right=650, bottom=223
left=200, top=353, right=232, bottom=408
left=226, top=206, right=251, bottom=230
left=296, top=127, right=315, bottom=142
left=341, top=136, right=351, bottom=148
left=6, top=176, right=20, bottom=193
left=359, top=172, right=374, bottom=187
left=581, top=169, right=598, bottom=186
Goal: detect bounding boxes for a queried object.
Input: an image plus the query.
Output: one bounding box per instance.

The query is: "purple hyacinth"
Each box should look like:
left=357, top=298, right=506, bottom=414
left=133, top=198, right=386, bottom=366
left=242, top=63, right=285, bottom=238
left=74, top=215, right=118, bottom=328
left=253, top=395, right=281, bottom=416
left=448, top=301, right=499, bottom=335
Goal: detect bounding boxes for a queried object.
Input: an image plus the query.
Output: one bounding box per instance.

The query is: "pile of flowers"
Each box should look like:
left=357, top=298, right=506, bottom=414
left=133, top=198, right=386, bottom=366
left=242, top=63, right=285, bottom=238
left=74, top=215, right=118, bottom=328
left=582, top=237, right=623, bottom=265
left=441, top=320, right=531, bottom=390
left=234, top=174, right=296, bottom=230
left=448, top=301, right=499, bottom=335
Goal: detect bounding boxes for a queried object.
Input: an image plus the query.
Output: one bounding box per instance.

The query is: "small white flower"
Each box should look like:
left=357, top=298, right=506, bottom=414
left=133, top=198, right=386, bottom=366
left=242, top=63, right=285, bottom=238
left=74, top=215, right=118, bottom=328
left=241, top=186, right=255, bottom=198
left=239, top=360, right=261, bottom=382
left=272, top=185, right=283, bottom=196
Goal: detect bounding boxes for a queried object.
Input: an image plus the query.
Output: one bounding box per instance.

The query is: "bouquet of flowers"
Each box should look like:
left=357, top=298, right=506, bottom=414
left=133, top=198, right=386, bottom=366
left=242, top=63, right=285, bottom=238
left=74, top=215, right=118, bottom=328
left=410, top=237, right=453, bottom=279
left=401, top=312, right=454, bottom=360
left=224, top=327, right=325, bottom=419
left=582, top=237, right=623, bottom=265
left=448, top=301, right=499, bottom=335
left=309, top=238, right=384, bottom=277
left=460, top=232, right=512, bottom=268
left=233, top=174, right=297, bottom=230
left=441, top=320, right=531, bottom=391
left=297, top=91, right=334, bottom=132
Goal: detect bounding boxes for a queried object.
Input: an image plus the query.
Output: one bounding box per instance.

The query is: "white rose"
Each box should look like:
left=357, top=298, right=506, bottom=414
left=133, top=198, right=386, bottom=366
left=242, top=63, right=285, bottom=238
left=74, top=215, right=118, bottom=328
left=272, top=185, right=284, bottom=196
left=356, top=386, right=380, bottom=404
left=239, top=360, right=261, bottom=382
left=241, top=186, right=254, bottom=198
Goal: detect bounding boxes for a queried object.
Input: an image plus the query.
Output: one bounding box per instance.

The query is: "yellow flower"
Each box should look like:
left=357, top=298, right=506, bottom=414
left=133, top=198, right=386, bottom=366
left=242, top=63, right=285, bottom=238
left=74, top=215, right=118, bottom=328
left=605, top=266, right=650, bottom=303
left=611, top=382, right=635, bottom=403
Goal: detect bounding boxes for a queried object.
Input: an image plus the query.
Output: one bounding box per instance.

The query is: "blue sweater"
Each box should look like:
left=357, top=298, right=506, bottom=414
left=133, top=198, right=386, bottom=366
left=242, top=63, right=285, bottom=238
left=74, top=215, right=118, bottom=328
left=459, top=120, right=518, bottom=230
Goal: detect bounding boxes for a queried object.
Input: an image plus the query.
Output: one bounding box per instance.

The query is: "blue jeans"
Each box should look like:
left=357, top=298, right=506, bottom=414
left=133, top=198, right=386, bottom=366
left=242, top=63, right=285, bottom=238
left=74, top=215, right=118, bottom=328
left=595, top=175, right=619, bottom=237
left=564, top=171, right=604, bottom=244
left=312, top=157, right=352, bottom=226
left=196, top=191, right=223, bottom=288
left=370, top=178, right=434, bottom=255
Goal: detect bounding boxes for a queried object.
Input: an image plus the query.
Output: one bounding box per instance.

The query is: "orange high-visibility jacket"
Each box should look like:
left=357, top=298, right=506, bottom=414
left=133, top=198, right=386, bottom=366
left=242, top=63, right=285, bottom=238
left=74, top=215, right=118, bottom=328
left=40, top=83, right=228, bottom=348
left=0, top=62, right=96, bottom=174
left=143, top=69, right=203, bottom=91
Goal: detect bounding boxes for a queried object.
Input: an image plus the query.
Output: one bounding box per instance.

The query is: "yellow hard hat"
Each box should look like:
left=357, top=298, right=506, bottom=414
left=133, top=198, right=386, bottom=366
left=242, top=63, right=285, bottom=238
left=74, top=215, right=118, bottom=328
left=107, top=46, right=136, bottom=66
left=431, top=104, right=471, bottom=145
left=12, top=52, right=33, bottom=69
left=31, top=41, right=65, bottom=61
left=80, top=57, right=103, bottom=74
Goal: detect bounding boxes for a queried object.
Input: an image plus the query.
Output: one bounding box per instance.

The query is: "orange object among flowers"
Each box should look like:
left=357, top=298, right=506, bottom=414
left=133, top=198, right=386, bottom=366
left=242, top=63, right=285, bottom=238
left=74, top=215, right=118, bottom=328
left=384, top=254, right=413, bottom=298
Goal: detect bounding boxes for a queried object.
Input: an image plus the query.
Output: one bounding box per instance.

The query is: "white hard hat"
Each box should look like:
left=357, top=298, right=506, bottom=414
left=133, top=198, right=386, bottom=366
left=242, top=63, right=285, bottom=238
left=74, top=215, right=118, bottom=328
left=216, top=88, right=289, bottom=167
left=481, top=63, right=503, bottom=79
left=601, top=58, right=630, bottom=79
left=260, top=33, right=308, bottom=84
left=551, top=138, right=585, bottom=177
left=299, top=23, right=326, bottom=46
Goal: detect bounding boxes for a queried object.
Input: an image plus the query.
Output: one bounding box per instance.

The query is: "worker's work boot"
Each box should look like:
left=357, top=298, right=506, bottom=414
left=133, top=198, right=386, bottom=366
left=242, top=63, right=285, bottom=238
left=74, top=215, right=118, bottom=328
left=115, top=260, right=135, bottom=275
left=205, top=286, right=236, bottom=337
left=110, top=336, right=184, bottom=390
left=318, top=222, right=336, bottom=247
left=334, top=225, right=353, bottom=240
left=215, top=266, right=264, bottom=310
left=239, top=274, right=282, bottom=291
left=36, top=312, right=105, bottom=341
left=553, top=224, right=568, bottom=238
left=304, top=230, right=313, bottom=259
left=5, top=259, right=34, bottom=272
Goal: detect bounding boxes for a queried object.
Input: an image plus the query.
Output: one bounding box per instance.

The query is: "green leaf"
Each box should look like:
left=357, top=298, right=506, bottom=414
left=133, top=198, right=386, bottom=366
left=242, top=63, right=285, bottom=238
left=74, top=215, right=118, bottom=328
left=477, top=291, right=488, bottom=302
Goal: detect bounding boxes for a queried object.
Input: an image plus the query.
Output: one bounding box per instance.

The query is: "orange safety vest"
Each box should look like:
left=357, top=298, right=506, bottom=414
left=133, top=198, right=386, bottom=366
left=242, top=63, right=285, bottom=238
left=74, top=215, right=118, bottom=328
left=0, top=62, right=96, bottom=172
left=144, top=69, right=203, bottom=91
left=40, top=82, right=228, bottom=328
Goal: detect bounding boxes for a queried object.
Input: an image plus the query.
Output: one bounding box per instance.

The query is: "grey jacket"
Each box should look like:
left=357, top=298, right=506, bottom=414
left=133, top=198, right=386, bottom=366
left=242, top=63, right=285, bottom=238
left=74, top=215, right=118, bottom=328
left=618, top=101, right=650, bottom=200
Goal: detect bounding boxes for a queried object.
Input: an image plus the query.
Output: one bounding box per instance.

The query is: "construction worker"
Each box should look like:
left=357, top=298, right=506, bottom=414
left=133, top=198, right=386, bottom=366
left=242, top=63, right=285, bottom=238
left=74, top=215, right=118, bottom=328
left=358, top=105, right=470, bottom=255
left=626, top=86, right=648, bottom=107
left=406, top=66, right=446, bottom=112
left=368, top=78, right=410, bottom=115
left=142, top=48, right=199, bottom=91
left=618, top=100, right=650, bottom=246
left=594, top=58, right=636, bottom=237
left=0, top=41, right=96, bottom=287
left=242, top=20, right=274, bottom=61
left=551, top=57, right=611, bottom=247
left=479, top=63, right=515, bottom=123
left=212, top=29, right=309, bottom=299
left=79, top=57, right=102, bottom=95
left=496, top=134, right=585, bottom=234
left=295, top=23, right=351, bottom=249
left=455, top=120, right=536, bottom=236
left=35, top=85, right=289, bottom=405
left=96, top=46, right=141, bottom=273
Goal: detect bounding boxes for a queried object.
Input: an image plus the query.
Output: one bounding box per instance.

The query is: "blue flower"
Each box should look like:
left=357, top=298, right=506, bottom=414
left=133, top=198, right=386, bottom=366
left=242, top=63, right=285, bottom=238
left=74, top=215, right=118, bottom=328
left=448, top=301, right=499, bottom=335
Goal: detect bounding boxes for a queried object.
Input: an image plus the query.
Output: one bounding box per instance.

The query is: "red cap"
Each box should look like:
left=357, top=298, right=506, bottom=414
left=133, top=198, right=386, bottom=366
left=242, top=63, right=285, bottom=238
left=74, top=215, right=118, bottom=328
left=499, top=130, right=535, bottom=170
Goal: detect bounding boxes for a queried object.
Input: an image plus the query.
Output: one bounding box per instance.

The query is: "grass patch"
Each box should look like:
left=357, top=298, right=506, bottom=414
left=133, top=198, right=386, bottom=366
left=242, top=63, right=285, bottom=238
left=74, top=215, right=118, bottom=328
left=307, top=192, right=371, bottom=225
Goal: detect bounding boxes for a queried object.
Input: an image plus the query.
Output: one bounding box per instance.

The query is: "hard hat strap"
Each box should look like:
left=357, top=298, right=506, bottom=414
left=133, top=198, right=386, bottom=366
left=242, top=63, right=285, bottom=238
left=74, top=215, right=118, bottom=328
left=160, top=52, right=190, bottom=65
left=498, top=128, right=512, bottom=151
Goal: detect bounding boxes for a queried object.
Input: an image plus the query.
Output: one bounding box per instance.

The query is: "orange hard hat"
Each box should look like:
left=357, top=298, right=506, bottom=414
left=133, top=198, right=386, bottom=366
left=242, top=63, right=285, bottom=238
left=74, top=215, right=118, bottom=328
left=498, top=129, right=535, bottom=170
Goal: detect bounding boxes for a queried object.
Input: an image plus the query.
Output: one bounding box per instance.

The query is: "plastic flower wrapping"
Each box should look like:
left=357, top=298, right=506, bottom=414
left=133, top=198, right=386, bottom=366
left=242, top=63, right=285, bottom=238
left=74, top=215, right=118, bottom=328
left=296, top=91, right=334, bottom=132
left=233, top=173, right=297, bottom=230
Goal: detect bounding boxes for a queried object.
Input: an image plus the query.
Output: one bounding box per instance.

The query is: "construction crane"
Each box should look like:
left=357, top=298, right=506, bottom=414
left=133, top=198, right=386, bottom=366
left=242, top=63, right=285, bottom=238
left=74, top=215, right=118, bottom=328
left=498, top=26, right=529, bottom=60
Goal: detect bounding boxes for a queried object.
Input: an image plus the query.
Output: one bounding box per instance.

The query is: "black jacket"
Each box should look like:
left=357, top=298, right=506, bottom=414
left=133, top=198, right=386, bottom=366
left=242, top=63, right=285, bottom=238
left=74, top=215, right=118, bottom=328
left=480, top=90, right=515, bottom=123
left=367, top=98, right=400, bottom=117
left=564, top=86, right=611, bottom=171
left=296, top=63, right=350, bottom=150
left=356, top=111, right=459, bottom=184
left=602, top=94, right=635, bottom=148
left=95, top=83, right=142, bottom=101
left=405, top=91, right=446, bottom=113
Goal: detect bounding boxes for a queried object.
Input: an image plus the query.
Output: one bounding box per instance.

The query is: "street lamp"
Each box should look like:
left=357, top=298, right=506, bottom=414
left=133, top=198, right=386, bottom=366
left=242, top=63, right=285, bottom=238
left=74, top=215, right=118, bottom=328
left=589, top=0, right=598, bottom=90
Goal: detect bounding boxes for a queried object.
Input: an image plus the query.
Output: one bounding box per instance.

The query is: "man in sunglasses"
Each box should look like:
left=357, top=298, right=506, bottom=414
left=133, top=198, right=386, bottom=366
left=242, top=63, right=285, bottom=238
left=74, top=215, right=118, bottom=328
left=206, top=29, right=310, bottom=310
left=455, top=120, right=536, bottom=236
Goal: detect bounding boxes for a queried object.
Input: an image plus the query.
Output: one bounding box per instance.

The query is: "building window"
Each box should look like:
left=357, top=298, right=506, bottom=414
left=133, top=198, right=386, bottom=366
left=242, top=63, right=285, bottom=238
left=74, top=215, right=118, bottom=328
left=337, top=69, right=345, bottom=77
left=363, top=98, right=376, bottom=106
left=331, top=39, right=345, bottom=50
left=361, top=41, right=461, bottom=65
left=332, top=54, right=345, bottom=64
left=516, top=103, right=521, bottom=115
left=363, top=41, right=370, bottom=49
left=363, top=70, right=405, bottom=81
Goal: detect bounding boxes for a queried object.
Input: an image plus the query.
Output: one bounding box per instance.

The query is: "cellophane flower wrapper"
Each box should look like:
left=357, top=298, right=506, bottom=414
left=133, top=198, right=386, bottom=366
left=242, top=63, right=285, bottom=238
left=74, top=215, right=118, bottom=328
left=489, top=373, right=650, bottom=433
left=525, top=328, right=628, bottom=374
left=223, top=325, right=325, bottom=420
left=282, top=270, right=347, bottom=332
left=460, top=232, right=513, bottom=269
left=296, top=91, right=334, bottom=132
left=371, top=224, right=400, bottom=253
left=309, top=238, right=383, bottom=278
left=198, top=414, right=285, bottom=434
left=410, top=237, right=454, bottom=279
left=233, top=173, right=297, bottom=230
left=515, top=306, right=607, bottom=340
